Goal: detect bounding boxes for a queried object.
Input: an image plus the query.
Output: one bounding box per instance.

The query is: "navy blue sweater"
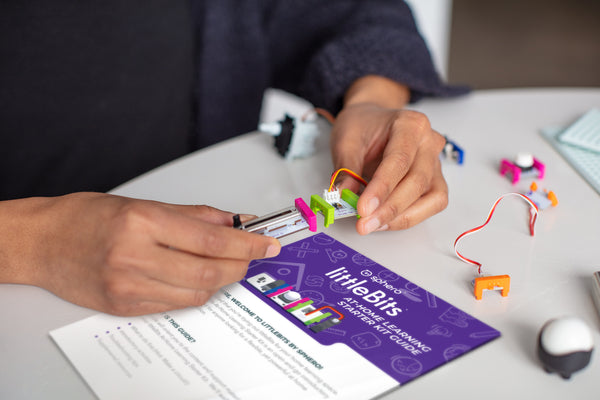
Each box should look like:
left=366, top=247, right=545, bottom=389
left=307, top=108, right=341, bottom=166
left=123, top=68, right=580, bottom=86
left=0, top=0, right=465, bottom=199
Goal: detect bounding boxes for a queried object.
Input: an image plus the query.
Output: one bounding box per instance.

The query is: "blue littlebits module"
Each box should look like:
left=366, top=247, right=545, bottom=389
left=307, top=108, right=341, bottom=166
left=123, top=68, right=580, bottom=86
left=442, top=138, right=464, bottom=164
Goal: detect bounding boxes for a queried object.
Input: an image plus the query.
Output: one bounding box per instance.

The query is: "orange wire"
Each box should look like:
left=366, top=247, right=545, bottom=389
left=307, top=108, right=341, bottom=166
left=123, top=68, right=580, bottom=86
left=328, top=168, right=368, bottom=192
left=314, top=108, right=336, bottom=124
left=301, top=107, right=336, bottom=124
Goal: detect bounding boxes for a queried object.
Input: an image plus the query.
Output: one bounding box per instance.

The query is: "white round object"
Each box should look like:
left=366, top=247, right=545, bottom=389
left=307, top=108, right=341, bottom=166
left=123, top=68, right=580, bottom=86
left=540, top=316, right=594, bottom=356
left=281, top=291, right=301, bottom=302
left=514, top=152, right=534, bottom=169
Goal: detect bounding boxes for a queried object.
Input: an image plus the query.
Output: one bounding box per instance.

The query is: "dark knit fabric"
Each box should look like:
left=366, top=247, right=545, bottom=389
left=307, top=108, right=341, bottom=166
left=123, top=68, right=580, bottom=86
left=0, top=1, right=195, bottom=199
left=192, top=0, right=468, bottom=149
left=1, top=0, right=466, bottom=200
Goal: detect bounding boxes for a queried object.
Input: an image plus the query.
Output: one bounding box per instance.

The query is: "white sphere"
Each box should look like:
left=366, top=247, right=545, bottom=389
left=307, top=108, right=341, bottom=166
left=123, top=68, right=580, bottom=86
left=515, top=152, right=534, bottom=169
left=281, top=291, right=301, bottom=302
left=540, top=316, right=594, bottom=356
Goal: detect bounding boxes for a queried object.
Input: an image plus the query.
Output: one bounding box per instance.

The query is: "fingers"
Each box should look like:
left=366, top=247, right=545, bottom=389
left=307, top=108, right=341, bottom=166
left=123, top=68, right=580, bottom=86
left=97, top=243, right=254, bottom=316
left=101, top=270, right=222, bottom=316
left=164, top=203, right=239, bottom=226
left=97, top=235, right=266, bottom=316
left=357, top=111, right=430, bottom=214
left=353, top=112, right=448, bottom=234
left=330, top=105, right=448, bottom=234
left=21, top=193, right=281, bottom=317
left=126, top=243, right=252, bottom=291
left=356, top=160, right=448, bottom=234
left=330, top=133, right=367, bottom=194
left=97, top=282, right=220, bottom=317
left=116, top=202, right=281, bottom=261
left=390, top=168, right=448, bottom=229
left=334, top=169, right=365, bottom=195
left=95, top=203, right=280, bottom=315
left=164, top=220, right=280, bottom=261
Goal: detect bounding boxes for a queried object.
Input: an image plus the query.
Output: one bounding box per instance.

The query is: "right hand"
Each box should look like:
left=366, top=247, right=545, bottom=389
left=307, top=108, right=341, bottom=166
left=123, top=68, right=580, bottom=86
left=0, top=192, right=280, bottom=316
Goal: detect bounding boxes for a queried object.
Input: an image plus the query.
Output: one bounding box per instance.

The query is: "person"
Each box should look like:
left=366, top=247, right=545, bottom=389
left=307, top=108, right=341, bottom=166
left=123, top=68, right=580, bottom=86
left=0, top=0, right=467, bottom=316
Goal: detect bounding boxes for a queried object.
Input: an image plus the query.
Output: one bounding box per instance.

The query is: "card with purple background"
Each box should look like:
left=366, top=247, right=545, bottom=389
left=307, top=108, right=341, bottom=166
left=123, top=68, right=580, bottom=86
left=241, top=233, right=500, bottom=385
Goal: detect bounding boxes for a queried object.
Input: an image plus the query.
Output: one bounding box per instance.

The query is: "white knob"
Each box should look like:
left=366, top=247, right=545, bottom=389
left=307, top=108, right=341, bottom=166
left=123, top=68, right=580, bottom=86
left=515, top=152, right=534, bottom=169
left=281, top=291, right=301, bottom=302
left=540, top=316, right=594, bottom=355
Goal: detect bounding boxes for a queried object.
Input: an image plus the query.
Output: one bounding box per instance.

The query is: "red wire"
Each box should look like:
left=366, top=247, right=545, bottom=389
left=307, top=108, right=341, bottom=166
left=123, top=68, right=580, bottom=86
left=328, top=168, right=369, bottom=192
left=454, top=193, right=539, bottom=275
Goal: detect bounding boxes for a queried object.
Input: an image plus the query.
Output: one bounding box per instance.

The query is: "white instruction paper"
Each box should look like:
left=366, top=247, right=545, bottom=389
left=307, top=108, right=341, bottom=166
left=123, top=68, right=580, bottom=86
left=51, top=283, right=397, bottom=400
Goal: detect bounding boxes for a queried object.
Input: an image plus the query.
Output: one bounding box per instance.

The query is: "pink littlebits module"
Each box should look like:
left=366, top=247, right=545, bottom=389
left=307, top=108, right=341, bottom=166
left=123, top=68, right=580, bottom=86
left=294, top=197, right=316, bottom=232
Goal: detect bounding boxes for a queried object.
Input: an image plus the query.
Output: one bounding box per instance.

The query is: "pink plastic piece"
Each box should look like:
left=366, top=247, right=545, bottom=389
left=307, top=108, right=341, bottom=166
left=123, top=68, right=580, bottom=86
left=266, top=286, right=294, bottom=298
left=283, top=297, right=312, bottom=310
left=499, top=157, right=545, bottom=184
left=499, top=159, right=521, bottom=184
left=295, top=197, right=317, bottom=232
left=533, top=158, right=545, bottom=179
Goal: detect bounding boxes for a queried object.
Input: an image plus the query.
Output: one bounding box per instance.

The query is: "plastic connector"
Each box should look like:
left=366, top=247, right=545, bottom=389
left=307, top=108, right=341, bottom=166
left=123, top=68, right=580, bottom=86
left=341, top=189, right=359, bottom=212
left=310, top=194, right=335, bottom=227
left=526, top=182, right=558, bottom=210
left=500, top=155, right=545, bottom=184
left=323, top=188, right=341, bottom=204
left=473, top=275, right=510, bottom=300
left=294, top=197, right=317, bottom=232
left=442, top=139, right=464, bottom=164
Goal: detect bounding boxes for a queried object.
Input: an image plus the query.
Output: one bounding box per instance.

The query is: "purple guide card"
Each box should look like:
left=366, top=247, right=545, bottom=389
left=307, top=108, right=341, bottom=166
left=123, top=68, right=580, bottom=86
left=241, top=233, right=500, bottom=385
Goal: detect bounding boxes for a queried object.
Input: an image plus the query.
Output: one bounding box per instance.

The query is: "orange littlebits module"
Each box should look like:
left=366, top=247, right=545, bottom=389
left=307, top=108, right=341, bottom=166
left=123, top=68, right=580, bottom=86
left=473, top=275, right=511, bottom=300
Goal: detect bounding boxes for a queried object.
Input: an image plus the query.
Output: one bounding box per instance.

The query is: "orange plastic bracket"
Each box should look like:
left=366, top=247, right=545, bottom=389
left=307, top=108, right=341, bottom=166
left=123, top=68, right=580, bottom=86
left=474, top=275, right=511, bottom=300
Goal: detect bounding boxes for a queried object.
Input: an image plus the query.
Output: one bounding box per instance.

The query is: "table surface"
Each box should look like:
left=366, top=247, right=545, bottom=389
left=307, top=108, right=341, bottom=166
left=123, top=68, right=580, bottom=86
left=2, top=88, right=600, bottom=399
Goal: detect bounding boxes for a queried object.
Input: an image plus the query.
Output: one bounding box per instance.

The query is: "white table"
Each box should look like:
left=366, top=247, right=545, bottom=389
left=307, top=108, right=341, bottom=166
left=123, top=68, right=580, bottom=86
left=2, top=88, right=599, bottom=399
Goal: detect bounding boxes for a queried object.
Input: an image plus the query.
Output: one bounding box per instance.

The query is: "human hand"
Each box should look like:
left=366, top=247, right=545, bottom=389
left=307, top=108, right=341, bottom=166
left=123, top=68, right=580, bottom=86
left=0, top=193, right=280, bottom=316
left=330, top=78, right=448, bottom=234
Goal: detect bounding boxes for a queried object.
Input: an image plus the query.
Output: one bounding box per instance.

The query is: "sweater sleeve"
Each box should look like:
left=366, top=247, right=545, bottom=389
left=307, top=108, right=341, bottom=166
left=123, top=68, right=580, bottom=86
left=265, top=0, right=468, bottom=113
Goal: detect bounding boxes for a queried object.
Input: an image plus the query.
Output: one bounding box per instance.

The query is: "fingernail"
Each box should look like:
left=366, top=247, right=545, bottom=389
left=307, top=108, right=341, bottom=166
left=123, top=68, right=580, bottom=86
left=365, top=197, right=379, bottom=216
left=265, top=244, right=280, bottom=258
left=376, top=224, right=389, bottom=232
left=240, top=214, right=257, bottom=222
left=363, top=217, right=381, bottom=235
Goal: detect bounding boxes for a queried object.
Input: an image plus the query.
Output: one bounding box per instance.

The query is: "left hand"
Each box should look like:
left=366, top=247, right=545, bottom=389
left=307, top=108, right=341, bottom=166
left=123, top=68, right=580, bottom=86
left=330, top=77, right=448, bottom=234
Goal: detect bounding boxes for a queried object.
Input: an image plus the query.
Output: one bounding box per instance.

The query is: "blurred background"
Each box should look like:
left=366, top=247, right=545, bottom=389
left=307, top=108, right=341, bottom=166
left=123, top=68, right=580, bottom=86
left=408, top=0, right=600, bottom=89
left=261, top=0, right=599, bottom=123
